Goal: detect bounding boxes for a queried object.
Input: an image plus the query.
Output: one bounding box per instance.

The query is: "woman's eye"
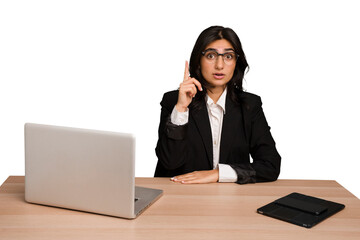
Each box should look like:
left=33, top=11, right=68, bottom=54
left=206, top=52, right=216, bottom=59
left=224, top=53, right=234, bottom=60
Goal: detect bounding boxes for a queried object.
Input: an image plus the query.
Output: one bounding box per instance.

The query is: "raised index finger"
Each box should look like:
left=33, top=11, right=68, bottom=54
left=183, top=60, right=189, bottom=81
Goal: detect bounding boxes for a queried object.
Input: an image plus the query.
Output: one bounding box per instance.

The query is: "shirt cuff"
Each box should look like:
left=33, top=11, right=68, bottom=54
left=218, top=164, right=238, bottom=182
left=170, top=106, right=189, bottom=125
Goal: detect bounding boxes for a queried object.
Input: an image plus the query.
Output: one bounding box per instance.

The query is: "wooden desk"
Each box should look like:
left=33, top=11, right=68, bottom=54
left=0, top=176, right=359, bottom=239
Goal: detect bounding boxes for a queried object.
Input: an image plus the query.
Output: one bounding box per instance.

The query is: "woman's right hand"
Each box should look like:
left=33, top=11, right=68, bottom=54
left=175, top=61, right=203, bottom=112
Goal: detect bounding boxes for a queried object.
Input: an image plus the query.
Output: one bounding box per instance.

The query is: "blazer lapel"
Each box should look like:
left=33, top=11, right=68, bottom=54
left=240, top=93, right=251, bottom=143
left=191, top=102, right=213, bottom=168
left=220, top=95, right=237, bottom=163
left=219, top=93, right=249, bottom=163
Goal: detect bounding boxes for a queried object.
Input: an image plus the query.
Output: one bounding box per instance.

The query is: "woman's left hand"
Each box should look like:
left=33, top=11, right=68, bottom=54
left=171, top=169, right=219, bottom=184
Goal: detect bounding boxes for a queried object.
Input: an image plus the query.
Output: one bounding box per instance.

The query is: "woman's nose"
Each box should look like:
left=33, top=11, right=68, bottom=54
left=215, top=56, right=224, bottom=70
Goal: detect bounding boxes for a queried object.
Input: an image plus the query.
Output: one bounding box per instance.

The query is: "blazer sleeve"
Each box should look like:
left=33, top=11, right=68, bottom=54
left=155, top=91, right=189, bottom=170
left=230, top=96, right=281, bottom=184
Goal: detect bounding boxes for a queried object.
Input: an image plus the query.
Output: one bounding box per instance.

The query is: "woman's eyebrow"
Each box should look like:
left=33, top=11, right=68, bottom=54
left=204, top=48, right=235, bottom=52
left=204, top=48, right=217, bottom=51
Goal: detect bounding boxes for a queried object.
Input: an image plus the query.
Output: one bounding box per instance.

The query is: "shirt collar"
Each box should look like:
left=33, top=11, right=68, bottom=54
left=205, top=87, right=227, bottom=114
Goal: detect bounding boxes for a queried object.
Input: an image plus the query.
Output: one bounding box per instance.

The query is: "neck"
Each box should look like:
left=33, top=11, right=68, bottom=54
left=207, top=86, right=226, bottom=104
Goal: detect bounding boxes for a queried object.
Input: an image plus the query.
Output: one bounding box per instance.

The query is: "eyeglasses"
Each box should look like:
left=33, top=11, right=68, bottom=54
left=201, top=49, right=239, bottom=65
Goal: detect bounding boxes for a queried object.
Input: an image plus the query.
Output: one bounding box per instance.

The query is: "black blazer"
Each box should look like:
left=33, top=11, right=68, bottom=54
left=154, top=90, right=281, bottom=184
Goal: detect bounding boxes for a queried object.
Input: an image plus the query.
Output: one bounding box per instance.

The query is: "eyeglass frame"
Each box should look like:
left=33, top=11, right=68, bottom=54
left=201, top=48, right=239, bottom=64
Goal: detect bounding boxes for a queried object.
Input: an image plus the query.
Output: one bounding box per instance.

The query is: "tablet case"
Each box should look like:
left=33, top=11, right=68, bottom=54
left=257, top=192, right=345, bottom=228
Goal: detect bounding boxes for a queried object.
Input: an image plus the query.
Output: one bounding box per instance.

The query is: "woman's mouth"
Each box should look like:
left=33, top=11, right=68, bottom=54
left=213, top=73, right=225, bottom=80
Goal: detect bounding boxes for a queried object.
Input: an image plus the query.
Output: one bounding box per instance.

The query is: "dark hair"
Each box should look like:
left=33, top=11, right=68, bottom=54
left=189, top=26, right=249, bottom=109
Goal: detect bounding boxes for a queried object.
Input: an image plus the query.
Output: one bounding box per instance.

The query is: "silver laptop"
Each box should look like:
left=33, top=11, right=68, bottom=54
left=24, top=123, right=163, bottom=219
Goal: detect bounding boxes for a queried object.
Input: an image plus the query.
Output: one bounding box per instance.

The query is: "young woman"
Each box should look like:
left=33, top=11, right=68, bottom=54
left=154, top=26, right=281, bottom=184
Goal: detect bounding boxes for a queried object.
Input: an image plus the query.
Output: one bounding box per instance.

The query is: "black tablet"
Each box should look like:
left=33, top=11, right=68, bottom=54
left=257, top=192, right=345, bottom=228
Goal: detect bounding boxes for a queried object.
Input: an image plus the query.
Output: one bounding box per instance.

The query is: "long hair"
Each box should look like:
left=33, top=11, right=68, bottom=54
left=189, top=26, right=249, bottom=109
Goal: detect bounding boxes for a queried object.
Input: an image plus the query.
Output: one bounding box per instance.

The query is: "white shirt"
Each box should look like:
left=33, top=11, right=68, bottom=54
left=170, top=88, right=238, bottom=182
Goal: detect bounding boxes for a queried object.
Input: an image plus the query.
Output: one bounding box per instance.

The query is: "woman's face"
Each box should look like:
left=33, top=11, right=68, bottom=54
left=200, top=39, right=237, bottom=90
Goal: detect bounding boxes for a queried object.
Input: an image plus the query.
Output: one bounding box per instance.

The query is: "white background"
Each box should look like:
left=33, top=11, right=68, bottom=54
left=1, top=0, right=359, bottom=198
